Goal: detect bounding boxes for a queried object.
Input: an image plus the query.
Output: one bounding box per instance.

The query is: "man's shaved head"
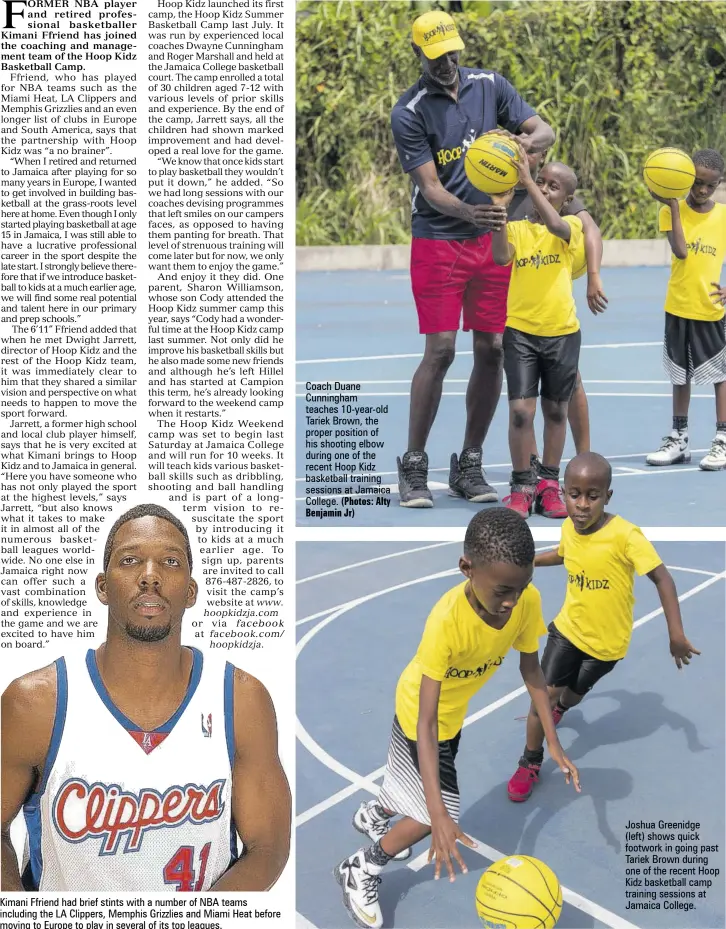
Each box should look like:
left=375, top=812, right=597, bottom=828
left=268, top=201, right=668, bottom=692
left=564, top=451, right=612, bottom=489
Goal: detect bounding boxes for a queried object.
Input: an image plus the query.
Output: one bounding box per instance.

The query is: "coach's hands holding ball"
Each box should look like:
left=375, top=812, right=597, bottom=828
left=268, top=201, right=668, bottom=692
left=428, top=809, right=476, bottom=882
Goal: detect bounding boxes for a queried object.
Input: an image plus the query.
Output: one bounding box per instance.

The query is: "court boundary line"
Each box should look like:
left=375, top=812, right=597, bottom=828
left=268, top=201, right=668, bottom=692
left=297, top=542, right=458, bottom=585
left=297, top=341, right=661, bottom=365
left=296, top=567, right=724, bottom=824
left=296, top=564, right=724, bottom=628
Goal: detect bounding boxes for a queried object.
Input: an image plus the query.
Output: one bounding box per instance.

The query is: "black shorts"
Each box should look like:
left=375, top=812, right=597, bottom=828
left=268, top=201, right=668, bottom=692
left=503, top=327, right=581, bottom=402
left=540, top=622, right=619, bottom=695
left=378, top=716, right=461, bottom=824
left=663, top=312, right=726, bottom=385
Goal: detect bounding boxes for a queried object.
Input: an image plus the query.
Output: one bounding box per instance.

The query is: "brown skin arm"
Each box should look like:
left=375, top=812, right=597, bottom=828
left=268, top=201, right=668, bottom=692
left=1, top=666, right=57, bottom=891
left=651, top=194, right=688, bottom=259
left=516, top=115, right=555, bottom=155
left=514, top=144, right=570, bottom=240
left=489, top=187, right=516, bottom=265
left=417, top=676, right=474, bottom=882
left=534, top=549, right=565, bottom=568
left=410, top=161, right=507, bottom=230
left=579, top=211, right=608, bottom=314
left=211, top=670, right=291, bottom=890
left=646, top=565, right=700, bottom=669
left=519, top=652, right=581, bottom=791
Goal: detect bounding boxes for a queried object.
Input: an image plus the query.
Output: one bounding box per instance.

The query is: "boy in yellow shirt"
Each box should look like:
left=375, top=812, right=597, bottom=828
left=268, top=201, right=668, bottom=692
left=335, top=508, right=579, bottom=929
left=491, top=145, right=594, bottom=519
left=507, top=451, right=700, bottom=802
left=646, top=149, right=726, bottom=470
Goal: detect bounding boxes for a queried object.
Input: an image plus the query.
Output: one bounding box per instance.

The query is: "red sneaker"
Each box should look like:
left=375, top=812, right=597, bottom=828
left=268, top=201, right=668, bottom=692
left=534, top=479, right=567, bottom=518
left=507, top=763, right=541, bottom=802
left=552, top=703, right=565, bottom=726
left=503, top=486, right=535, bottom=518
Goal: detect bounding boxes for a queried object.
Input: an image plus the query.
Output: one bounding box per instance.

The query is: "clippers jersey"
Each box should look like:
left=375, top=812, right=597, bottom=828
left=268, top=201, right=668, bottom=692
left=22, top=648, right=239, bottom=891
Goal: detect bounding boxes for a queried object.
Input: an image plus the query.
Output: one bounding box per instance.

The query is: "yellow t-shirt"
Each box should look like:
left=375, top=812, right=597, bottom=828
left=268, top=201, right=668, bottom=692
left=505, top=215, right=583, bottom=336
left=554, top=515, right=662, bottom=661
left=396, top=581, right=546, bottom=741
left=659, top=201, right=726, bottom=322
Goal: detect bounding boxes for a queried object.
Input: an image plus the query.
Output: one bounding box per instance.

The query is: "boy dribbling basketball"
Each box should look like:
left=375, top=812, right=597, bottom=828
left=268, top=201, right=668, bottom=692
left=507, top=452, right=700, bottom=802
left=335, top=509, right=579, bottom=929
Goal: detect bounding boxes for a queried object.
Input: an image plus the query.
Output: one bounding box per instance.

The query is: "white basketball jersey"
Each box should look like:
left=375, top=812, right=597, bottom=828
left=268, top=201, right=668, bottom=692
left=23, top=648, right=239, bottom=891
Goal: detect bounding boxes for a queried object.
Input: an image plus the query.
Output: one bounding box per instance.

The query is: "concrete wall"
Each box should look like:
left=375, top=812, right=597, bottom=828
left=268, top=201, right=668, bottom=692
left=297, top=239, right=674, bottom=273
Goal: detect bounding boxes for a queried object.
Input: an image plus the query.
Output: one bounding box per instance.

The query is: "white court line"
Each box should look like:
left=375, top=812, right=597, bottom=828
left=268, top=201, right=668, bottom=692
left=296, top=913, right=318, bottom=929
left=296, top=561, right=720, bottom=629
left=296, top=566, right=724, bottom=825
left=297, top=542, right=457, bottom=585
left=297, top=341, right=662, bottom=365
left=296, top=466, right=701, bottom=503
left=295, top=448, right=709, bottom=481
left=406, top=834, right=642, bottom=929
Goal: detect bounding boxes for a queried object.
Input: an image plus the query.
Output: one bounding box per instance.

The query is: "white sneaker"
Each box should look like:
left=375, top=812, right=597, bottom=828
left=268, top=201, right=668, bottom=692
left=352, top=801, right=411, bottom=861
left=699, top=434, right=726, bottom=470
left=646, top=431, right=691, bottom=466
left=335, top=849, right=383, bottom=929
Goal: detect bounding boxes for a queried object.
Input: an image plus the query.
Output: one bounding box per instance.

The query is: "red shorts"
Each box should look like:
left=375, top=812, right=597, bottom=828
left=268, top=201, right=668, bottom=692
left=410, top=234, right=512, bottom=335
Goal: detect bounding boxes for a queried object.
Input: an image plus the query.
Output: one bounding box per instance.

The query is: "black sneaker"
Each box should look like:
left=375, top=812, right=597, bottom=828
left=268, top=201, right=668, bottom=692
left=449, top=447, right=498, bottom=503
left=396, top=450, right=434, bottom=508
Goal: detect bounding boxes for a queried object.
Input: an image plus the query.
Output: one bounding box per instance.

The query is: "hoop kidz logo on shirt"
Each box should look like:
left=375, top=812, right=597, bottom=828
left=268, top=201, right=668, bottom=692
left=444, top=655, right=504, bottom=678
left=515, top=250, right=563, bottom=270
left=568, top=570, right=611, bottom=592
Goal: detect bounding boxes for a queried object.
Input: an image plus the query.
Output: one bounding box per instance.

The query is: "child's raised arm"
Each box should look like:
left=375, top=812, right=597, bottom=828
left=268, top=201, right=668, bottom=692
left=489, top=188, right=516, bottom=266
left=515, top=143, right=572, bottom=242
left=652, top=194, right=688, bottom=259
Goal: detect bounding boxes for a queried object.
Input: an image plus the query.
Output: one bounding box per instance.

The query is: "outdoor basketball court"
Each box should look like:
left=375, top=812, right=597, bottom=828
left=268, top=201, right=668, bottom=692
left=297, top=266, right=726, bottom=526
left=296, top=540, right=725, bottom=929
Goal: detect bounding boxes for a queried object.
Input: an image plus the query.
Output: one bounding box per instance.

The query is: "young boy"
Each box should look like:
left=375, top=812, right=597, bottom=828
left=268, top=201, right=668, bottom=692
left=335, top=508, right=580, bottom=929
left=646, top=149, right=726, bottom=470
left=491, top=145, right=594, bottom=518
left=509, top=148, right=609, bottom=463
left=507, top=451, right=700, bottom=802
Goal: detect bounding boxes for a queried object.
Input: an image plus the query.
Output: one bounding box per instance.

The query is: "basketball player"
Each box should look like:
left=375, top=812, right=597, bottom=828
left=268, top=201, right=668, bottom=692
left=392, top=10, right=555, bottom=508
left=1, top=504, right=291, bottom=891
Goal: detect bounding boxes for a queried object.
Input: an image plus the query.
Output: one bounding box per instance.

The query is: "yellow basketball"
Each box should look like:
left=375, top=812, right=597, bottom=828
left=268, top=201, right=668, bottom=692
left=465, top=135, right=520, bottom=194
left=643, top=148, right=695, bottom=199
left=476, top=855, right=562, bottom=929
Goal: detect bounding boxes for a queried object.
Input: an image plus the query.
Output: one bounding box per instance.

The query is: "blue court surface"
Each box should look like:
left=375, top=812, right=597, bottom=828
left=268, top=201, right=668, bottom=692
left=297, top=266, right=726, bottom=526
left=296, top=541, right=725, bottom=929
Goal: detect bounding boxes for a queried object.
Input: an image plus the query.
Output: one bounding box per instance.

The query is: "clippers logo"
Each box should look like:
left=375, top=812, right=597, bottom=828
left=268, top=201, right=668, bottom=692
left=201, top=713, right=212, bottom=737
left=568, top=571, right=610, bottom=591
left=52, top=778, right=226, bottom=855
left=422, top=22, right=458, bottom=42
left=516, top=251, right=562, bottom=270
left=142, top=732, right=154, bottom=752
left=688, top=237, right=717, bottom=257
left=445, top=656, right=503, bottom=678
